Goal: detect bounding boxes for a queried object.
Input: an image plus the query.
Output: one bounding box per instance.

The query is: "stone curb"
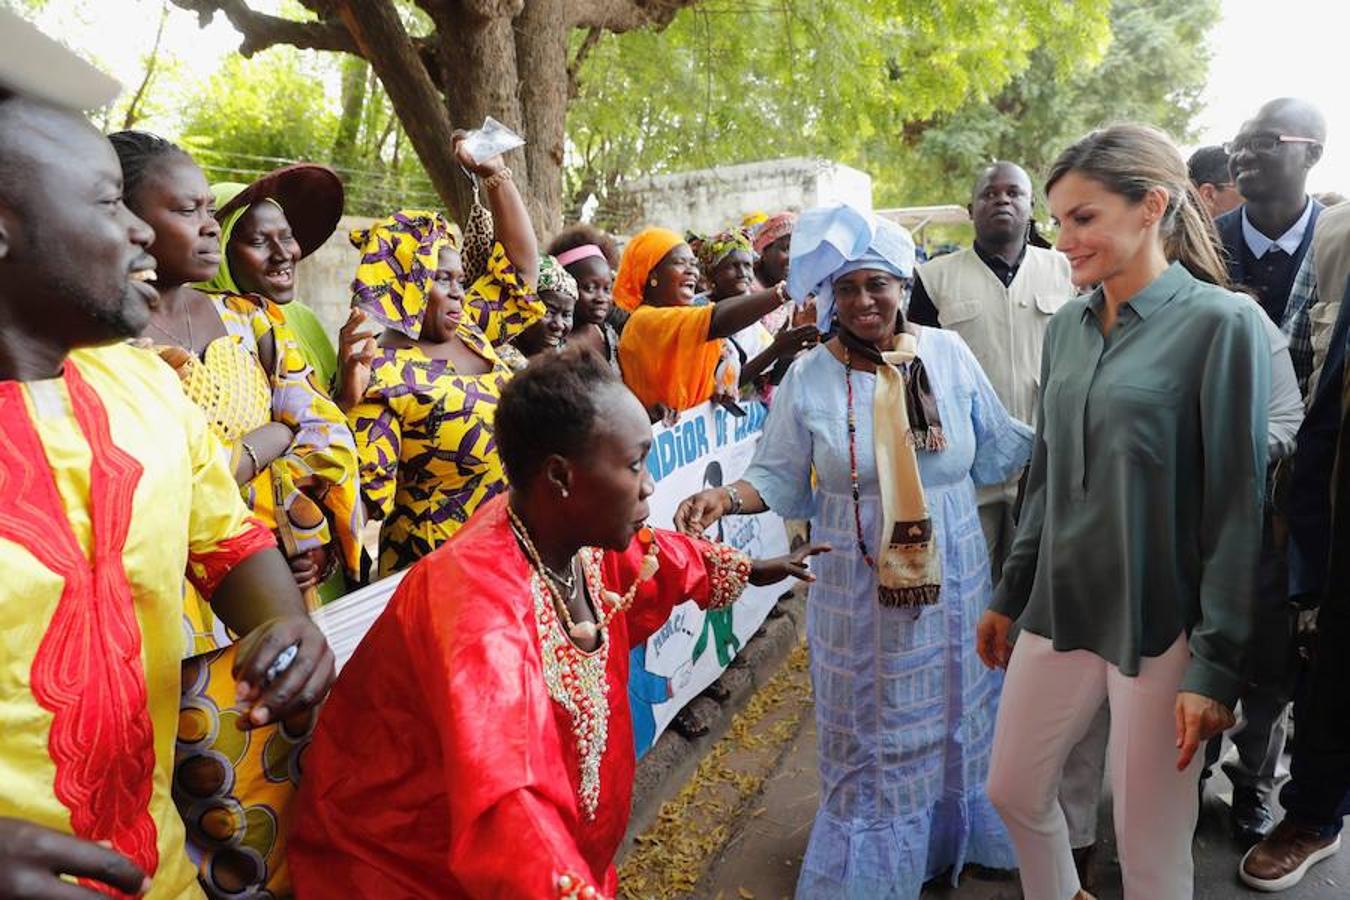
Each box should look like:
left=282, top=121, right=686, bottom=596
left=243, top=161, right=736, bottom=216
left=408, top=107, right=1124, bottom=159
left=618, top=587, right=809, bottom=861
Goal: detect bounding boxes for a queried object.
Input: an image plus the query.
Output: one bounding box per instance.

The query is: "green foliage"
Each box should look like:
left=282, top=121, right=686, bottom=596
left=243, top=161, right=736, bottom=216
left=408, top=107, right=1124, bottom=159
left=565, top=0, right=1112, bottom=222
left=887, top=0, right=1219, bottom=205
left=179, top=48, right=338, bottom=180
left=176, top=46, right=438, bottom=215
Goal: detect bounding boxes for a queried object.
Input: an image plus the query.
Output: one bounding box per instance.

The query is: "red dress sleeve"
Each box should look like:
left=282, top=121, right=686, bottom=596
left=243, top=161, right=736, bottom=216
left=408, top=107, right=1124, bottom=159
left=615, top=528, right=751, bottom=648
left=404, top=559, right=611, bottom=898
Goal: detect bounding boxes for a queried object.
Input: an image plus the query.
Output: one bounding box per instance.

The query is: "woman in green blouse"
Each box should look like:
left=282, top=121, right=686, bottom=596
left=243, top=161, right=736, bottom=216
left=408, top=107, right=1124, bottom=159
left=978, top=124, right=1271, bottom=900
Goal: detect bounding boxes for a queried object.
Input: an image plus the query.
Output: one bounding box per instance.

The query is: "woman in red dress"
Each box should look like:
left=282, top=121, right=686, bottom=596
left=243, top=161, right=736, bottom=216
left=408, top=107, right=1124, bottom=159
left=288, top=349, right=826, bottom=898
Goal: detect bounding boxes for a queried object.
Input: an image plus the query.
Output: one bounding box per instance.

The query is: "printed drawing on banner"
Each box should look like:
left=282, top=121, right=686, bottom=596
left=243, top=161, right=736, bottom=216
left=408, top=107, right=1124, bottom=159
left=630, top=400, right=785, bottom=756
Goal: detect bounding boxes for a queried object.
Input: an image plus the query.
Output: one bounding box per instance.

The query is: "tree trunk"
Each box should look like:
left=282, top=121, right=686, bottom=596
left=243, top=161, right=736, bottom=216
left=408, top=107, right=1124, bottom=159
left=176, top=0, right=699, bottom=233
left=514, top=0, right=571, bottom=236
left=334, top=0, right=472, bottom=222
left=332, top=55, right=367, bottom=167
left=435, top=6, right=528, bottom=228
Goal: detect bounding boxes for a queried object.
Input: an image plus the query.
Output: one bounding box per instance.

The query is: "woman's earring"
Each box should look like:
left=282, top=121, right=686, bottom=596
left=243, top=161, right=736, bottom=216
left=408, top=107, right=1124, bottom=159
left=560, top=486, right=570, bottom=499
left=649, top=277, right=659, bottom=287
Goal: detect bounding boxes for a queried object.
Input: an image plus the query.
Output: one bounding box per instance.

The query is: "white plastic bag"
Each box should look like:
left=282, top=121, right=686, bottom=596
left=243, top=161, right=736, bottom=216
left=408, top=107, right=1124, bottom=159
left=460, top=116, right=525, bottom=164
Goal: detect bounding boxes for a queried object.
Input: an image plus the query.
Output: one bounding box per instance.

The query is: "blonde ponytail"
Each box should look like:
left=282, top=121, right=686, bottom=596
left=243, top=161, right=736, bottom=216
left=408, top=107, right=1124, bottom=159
left=1165, top=183, right=1230, bottom=288
left=1047, top=124, right=1231, bottom=290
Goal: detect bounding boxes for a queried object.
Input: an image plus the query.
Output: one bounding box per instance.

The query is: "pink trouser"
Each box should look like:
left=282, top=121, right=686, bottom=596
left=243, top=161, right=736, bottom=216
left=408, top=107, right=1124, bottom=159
left=987, top=630, right=1199, bottom=900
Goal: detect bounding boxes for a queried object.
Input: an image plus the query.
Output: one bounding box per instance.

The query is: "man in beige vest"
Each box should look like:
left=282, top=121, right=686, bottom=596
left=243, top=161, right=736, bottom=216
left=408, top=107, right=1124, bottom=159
left=907, top=161, right=1075, bottom=583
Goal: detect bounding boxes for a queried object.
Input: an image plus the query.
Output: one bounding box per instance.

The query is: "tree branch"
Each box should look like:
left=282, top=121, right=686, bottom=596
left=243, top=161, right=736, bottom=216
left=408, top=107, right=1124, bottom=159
left=333, top=0, right=471, bottom=220
left=568, top=0, right=702, bottom=32
left=123, top=0, right=170, bottom=130
left=167, top=0, right=360, bottom=57
left=566, top=26, right=603, bottom=99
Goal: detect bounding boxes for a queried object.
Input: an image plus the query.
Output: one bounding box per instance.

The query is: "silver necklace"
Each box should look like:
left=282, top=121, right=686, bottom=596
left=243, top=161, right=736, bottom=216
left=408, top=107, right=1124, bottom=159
left=147, top=297, right=196, bottom=350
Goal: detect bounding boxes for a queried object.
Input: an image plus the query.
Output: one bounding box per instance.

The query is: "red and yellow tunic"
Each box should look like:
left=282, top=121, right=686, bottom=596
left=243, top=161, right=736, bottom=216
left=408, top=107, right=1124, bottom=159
left=0, top=344, right=274, bottom=899
left=288, top=494, right=752, bottom=898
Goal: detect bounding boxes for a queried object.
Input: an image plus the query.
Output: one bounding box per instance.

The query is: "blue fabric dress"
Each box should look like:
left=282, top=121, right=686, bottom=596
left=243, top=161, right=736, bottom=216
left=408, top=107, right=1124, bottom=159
left=743, top=329, right=1033, bottom=899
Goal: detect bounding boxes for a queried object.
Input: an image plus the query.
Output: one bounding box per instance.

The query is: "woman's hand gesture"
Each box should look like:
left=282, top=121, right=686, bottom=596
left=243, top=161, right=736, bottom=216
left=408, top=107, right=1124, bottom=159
left=674, top=488, right=730, bottom=537
left=336, top=307, right=377, bottom=412
left=749, top=542, right=832, bottom=586
left=976, top=609, right=1014, bottom=670
left=452, top=129, right=506, bottom=178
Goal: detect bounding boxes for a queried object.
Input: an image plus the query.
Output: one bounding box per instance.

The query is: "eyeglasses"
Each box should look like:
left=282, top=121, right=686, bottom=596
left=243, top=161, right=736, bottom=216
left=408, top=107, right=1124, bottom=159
left=1223, top=134, right=1321, bottom=155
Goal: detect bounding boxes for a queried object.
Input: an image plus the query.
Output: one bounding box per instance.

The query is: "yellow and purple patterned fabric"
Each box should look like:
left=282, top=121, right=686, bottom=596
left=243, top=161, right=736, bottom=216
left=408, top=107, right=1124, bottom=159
left=176, top=644, right=315, bottom=900
left=160, top=293, right=362, bottom=651
left=349, top=209, right=460, bottom=341
left=350, top=242, right=543, bottom=576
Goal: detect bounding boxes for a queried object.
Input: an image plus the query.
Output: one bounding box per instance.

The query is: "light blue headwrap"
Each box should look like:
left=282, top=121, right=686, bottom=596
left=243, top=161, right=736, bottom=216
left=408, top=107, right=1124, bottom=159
left=786, top=204, right=916, bottom=332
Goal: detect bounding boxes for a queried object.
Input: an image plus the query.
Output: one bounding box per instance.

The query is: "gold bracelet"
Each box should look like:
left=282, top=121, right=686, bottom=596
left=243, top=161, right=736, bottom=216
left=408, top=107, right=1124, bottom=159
left=482, top=167, right=513, bottom=191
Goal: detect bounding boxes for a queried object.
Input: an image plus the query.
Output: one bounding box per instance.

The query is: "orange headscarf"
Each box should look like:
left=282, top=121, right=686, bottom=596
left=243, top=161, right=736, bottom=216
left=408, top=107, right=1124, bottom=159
left=613, top=227, right=684, bottom=312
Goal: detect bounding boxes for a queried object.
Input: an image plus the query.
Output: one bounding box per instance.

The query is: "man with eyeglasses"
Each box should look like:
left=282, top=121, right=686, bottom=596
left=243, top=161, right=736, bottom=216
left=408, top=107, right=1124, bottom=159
left=1200, top=98, right=1327, bottom=852
left=1187, top=145, right=1244, bottom=220
left=1216, top=98, right=1327, bottom=325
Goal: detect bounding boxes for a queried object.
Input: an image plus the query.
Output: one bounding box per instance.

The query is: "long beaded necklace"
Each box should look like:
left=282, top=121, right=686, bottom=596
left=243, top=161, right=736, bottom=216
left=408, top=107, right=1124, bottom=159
left=843, top=348, right=876, bottom=570
left=506, top=504, right=660, bottom=645
left=506, top=503, right=661, bottom=820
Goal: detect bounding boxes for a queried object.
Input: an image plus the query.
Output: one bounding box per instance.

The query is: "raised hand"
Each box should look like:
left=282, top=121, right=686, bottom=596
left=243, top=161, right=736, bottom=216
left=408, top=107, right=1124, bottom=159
left=336, top=307, right=377, bottom=411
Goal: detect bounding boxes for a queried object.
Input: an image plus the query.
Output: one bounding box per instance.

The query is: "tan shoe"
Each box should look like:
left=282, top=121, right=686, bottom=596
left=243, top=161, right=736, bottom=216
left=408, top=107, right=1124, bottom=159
left=1239, top=817, right=1342, bottom=891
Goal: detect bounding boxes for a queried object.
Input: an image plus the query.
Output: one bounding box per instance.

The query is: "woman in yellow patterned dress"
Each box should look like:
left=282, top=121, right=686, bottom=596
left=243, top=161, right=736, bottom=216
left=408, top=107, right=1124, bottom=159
left=337, top=134, right=541, bottom=576
left=111, top=131, right=362, bottom=900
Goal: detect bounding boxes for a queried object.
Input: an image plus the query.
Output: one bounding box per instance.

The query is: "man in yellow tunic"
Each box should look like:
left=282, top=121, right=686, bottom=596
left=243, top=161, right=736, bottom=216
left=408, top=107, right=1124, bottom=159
left=0, top=15, right=335, bottom=899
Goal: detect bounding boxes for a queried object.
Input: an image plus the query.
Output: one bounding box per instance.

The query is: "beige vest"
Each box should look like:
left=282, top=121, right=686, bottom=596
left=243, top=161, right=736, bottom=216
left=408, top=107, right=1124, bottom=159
left=1306, top=203, right=1350, bottom=402
left=916, top=245, right=1075, bottom=502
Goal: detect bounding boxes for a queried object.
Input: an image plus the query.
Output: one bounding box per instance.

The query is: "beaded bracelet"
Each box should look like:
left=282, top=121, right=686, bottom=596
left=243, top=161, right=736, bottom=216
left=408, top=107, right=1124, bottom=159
left=482, top=166, right=513, bottom=191
left=724, top=483, right=744, bottom=515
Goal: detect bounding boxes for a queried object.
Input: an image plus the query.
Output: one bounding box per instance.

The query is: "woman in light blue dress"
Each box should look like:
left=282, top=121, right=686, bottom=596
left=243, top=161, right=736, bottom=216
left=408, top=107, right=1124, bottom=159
left=675, top=205, right=1033, bottom=899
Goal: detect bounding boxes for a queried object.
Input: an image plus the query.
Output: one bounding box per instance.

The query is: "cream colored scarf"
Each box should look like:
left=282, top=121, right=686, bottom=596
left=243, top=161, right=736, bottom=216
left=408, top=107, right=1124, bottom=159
left=846, top=329, right=944, bottom=607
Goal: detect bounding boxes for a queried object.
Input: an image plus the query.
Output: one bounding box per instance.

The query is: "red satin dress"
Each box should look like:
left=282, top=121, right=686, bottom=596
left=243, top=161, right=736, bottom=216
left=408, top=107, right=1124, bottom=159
left=288, top=494, right=749, bottom=898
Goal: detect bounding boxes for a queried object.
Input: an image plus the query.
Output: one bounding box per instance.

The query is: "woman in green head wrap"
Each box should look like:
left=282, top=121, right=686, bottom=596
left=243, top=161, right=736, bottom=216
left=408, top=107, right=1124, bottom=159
left=200, top=164, right=344, bottom=387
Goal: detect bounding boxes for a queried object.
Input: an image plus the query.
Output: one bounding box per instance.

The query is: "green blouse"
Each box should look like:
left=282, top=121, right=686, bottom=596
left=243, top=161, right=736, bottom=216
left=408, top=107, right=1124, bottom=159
left=992, top=262, right=1271, bottom=707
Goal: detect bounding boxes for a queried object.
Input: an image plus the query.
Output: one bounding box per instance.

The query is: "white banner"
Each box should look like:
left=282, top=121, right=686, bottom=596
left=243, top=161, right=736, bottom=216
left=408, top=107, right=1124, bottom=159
left=629, top=400, right=786, bottom=755
left=312, top=399, right=785, bottom=757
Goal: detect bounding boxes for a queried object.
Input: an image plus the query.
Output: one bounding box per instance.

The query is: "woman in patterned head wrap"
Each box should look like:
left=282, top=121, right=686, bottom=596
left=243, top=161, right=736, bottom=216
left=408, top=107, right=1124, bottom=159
left=674, top=203, right=1034, bottom=900
left=341, top=134, right=543, bottom=576
left=508, top=253, right=579, bottom=364
left=613, top=227, right=794, bottom=420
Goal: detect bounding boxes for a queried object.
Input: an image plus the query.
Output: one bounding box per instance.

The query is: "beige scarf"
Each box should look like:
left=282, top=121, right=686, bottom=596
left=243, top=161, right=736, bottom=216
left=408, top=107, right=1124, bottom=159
left=847, top=330, right=944, bottom=607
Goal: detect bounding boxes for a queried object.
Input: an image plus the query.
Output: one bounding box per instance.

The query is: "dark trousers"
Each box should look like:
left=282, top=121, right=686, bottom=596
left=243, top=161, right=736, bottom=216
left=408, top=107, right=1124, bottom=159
left=1280, top=377, right=1350, bottom=835
left=1280, top=587, right=1350, bottom=835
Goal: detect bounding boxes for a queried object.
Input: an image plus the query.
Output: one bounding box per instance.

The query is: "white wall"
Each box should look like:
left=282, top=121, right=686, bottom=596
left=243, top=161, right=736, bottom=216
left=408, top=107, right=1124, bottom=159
left=618, top=157, right=873, bottom=236
left=294, top=214, right=367, bottom=342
